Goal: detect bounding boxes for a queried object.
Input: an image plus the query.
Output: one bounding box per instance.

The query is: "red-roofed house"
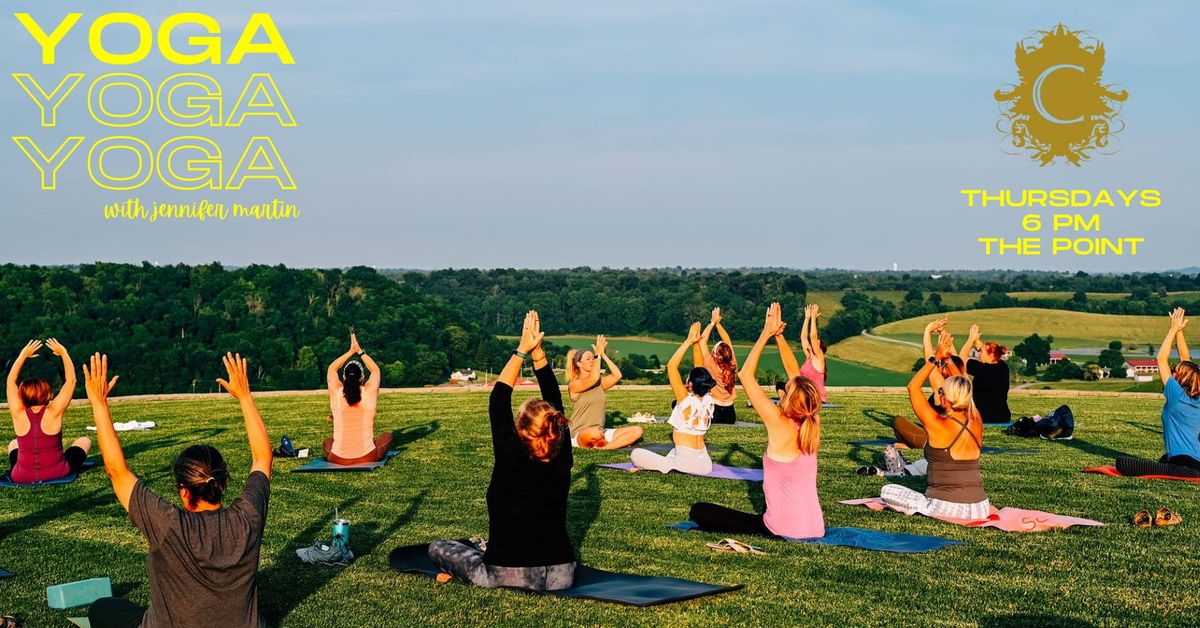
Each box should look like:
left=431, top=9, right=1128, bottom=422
left=1125, top=359, right=1159, bottom=382
left=1049, top=353, right=1070, bottom=364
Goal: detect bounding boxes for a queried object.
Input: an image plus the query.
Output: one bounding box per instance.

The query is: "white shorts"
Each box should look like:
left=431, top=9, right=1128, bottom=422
left=571, top=428, right=616, bottom=448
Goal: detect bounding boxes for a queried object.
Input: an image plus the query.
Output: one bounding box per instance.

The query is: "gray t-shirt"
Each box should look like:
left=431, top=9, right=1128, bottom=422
left=129, top=471, right=270, bottom=628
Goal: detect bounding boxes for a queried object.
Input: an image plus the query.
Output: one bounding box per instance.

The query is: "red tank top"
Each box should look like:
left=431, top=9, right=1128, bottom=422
left=11, top=407, right=71, bottom=484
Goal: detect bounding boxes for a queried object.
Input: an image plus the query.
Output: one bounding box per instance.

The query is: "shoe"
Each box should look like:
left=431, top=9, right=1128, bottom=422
left=882, top=445, right=907, bottom=476
left=856, top=465, right=883, bottom=477
left=1132, top=509, right=1152, bottom=528
left=468, top=535, right=488, bottom=552
left=296, top=536, right=354, bottom=566
left=1153, top=508, right=1182, bottom=527
left=274, top=435, right=297, bottom=458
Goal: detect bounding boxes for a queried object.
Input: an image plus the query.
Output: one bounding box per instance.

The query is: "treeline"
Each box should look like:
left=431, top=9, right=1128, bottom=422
left=0, top=264, right=506, bottom=395
left=800, top=269, right=1200, bottom=293
left=396, top=268, right=808, bottom=340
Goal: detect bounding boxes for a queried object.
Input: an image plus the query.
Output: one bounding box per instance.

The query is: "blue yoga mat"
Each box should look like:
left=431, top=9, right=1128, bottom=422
left=598, top=462, right=763, bottom=482
left=0, top=460, right=96, bottom=488
left=669, top=521, right=963, bottom=553
left=388, top=542, right=742, bottom=606
left=0, top=568, right=13, bottom=578
left=292, top=450, right=398, bottom=473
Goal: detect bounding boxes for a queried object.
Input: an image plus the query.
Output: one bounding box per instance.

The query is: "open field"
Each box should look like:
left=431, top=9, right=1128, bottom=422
left=2, top=390, right=1196, bottom=626
left=540, top=335, right=910, bottom=386
left=807, top=290, right=1200, bottom=317
left=873, top=308, right=1166, bottom=350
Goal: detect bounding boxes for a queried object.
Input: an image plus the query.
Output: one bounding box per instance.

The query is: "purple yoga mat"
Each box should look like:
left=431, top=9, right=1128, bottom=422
left=597, top=462, right=763, bottom=482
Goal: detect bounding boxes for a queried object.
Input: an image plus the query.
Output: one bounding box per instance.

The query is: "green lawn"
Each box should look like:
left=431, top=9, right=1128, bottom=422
left=2, top=390, right=1195, bottom=625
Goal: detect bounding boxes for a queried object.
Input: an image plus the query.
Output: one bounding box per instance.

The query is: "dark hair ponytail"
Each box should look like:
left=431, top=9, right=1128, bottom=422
left=343, top=361, right=364, bottom=405
left=688, top=367, right=716, bottom=397
left=173, top=444, right=229, bottom=507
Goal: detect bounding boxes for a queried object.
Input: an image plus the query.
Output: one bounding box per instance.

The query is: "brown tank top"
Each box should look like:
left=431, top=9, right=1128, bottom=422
left=923, top=416, right=987, bottom=504
left=568, top=382, right=606, bottom=438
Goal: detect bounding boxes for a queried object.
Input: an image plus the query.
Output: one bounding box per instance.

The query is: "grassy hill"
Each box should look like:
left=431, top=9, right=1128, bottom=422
left=872, top=308, right=1167, bottom=350
left=1, top=391, right=1190, bottom=625
left=808, top=290, right=1200, bottom=317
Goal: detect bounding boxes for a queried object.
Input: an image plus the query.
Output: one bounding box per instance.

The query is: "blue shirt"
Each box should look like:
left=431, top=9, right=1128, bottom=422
left=1162, top=377, right=1200, bottom=460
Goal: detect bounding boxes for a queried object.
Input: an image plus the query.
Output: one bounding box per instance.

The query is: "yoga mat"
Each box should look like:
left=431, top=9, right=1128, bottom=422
left=840, top=498, right=1104, bottom=532
left=848, top=439, right=1038, bottom=454
left=821, top=403, right=842, bottom=409
left=730, top=421, right=762, bottom=428
left=985, top=422, right=1015, bottom=428
left=0, top=568, right=13, bottom=578
left=668, top=521, right=962, bottom=553
left=598, top=461, right=763, bottom=482
left=291, top=450, right=398, bottom=473
left=612, top=443, right=724, bottom=454
left=388, top=543, right=742, bottom=606
left=1083, top=465, right=1200, bottom=483
left=0, top=461, right=95, bottom=488
left=67, top=619, right=91, bottom=628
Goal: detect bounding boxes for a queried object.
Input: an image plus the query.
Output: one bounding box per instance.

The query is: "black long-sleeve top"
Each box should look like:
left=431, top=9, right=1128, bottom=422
left=483, top=364, right=575, bottom=567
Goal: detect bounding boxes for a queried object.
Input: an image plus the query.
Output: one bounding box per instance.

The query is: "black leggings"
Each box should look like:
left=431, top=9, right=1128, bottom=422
left=1115, top=454, right=1200, bottom=478
left=712, top=404, right=736, bottom=425
left=8, top=446, right=87, bottom=474
left=88, top=597, right=147, bottom=628
left=689, top=502, right=774, bottom=537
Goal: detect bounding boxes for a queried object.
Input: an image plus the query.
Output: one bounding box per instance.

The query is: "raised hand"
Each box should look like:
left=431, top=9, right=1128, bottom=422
left=594, top=334, right=608, bottom=357
left=936, top=332, right=956, bottom=360
left=809, top=304, right=821, bottom=320
left=711, top=307, right=722, bottom=326
left=82, top=353, right=119, bottom=404
left=45, top=338, right=68, bottom=357
left=216, top=352, right=253, bottom=401
left=518, top=310, right=545, bottom=353
left=349, top=332, right=362, bottom=354
left=763, top=303, right=786, bottom=337
left=926, top=316, right=948, bottom=334
left=18, top=339, right=43, bottom=359
left=968, top=324, right=982, bottom=341
left=1170, top=307, right=1189, bottom=332
left=686, top=321, right=703, bottom=344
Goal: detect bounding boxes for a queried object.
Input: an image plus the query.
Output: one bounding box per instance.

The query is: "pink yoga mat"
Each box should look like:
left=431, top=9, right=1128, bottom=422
left=597, top=462, right=763, bottom=482
left=1083, top=465, right=1200, bottom=483
left=840, top=497, right=1104, bottom=532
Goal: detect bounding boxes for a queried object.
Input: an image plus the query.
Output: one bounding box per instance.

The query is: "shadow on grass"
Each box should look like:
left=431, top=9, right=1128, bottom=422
left=1055, top=436, right=1130, bottom=462
left=568, top=465, right=600, bottom=551
left=0, top=486, right=113, bottom=542
left=260, top=490, right=428, bottom=625
left=389, top=421, right=440, bottom=456
left=1119, top=420, right=1162, bottom=436
left=861, top=408, right=898, bottom=429
left=717, top=444, right=766, bottom=513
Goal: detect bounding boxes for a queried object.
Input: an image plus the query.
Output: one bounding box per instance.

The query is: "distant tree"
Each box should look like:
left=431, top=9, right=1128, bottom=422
left=1013, top=333, right=1053, bottom=375
left=1098, top=342, right=1126, bottom=371
left=912, top=357, right=927, bottom=373
left=1043, top=360, right=1084, bottom=381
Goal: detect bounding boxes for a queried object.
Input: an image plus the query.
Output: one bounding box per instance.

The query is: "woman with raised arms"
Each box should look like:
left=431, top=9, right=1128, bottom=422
left=776, top=305, right=827, bottom=403
left=689, top=303, right=825, bottom=539
left=959, top=324, right=1011, bottom=424
left=87, top=353, right=273, bottom=628
left=6, top=339, right=91, bottom=484
left=324, top=332, right=392, bottom=465
left=1115, top=308, right=1200, bottom=478
left=878, top=334, right=991, bottom=520
left=566, top=335, right=643, bottom=449
left=629, top=322, right=717, bottom=475
left=696, top=308, right=739, bottom=424
left=429, top=311, right=577, bottom=591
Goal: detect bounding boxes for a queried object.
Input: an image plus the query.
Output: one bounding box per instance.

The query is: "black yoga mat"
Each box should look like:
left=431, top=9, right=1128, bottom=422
left=848, top=439, right=1037, bottom=454
left=388, top=543, right=742, bottom=607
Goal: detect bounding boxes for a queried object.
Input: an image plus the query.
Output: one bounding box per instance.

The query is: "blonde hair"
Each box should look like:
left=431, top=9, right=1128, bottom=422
left=566, top=349, right=593, bottom=382
left=780, top=376, right=821, bottom=455
left=1175, top=361, right=1200, bottom=399
left=940, top=375, right=981, bottom=422
left=515, top=398, right=567, bottom=462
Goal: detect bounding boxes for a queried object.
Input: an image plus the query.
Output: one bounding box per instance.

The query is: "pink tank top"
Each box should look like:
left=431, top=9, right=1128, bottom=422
left=332, top=391, right=376, bottom=459
left=799, top=359, right=827, bottom=402
left=11, top=407, right=71, bottom=484
left=761, top=453, right=825, bottom=539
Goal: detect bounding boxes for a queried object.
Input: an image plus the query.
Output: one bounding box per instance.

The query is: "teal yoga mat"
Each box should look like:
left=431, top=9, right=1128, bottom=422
left=291, top=450, right=398, bottom=473
left=668, top=521, right=962, bottom=553
left=388, top=543, right=742, bottom=606
left=0, top=460, right=96, bottom=487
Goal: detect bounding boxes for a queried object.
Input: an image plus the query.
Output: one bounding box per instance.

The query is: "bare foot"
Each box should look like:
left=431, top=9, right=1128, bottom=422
left=435, top=572, right=453, bottom=583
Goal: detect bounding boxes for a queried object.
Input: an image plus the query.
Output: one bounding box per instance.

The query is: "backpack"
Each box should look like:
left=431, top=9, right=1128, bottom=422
left=1005, top=416, right=1041, bottom=437
left=1036, top=405, right=1075, bottom=440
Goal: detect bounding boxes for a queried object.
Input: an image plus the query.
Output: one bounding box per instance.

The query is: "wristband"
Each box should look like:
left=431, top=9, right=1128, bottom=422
left=513, top=350, right=529, bottom=360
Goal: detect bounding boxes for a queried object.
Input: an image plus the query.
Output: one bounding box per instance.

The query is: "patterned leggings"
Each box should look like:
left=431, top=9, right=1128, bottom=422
left=428, top=540, right=575, bottom=590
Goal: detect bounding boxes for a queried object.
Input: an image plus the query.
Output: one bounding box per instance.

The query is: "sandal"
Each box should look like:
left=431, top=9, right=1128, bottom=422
left=855, top=465, right=883, bottom=477
left=1132, top=509, right=1152, bottom=528
left=1153, top=508, right=1182, bottom=527
left=706, top=538, right=767, bottom=555
left=1, top=615, right=21, bottom=628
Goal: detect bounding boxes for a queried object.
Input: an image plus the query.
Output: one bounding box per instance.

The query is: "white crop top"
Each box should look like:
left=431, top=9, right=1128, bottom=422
left=668, top=393, right=715, bottom=436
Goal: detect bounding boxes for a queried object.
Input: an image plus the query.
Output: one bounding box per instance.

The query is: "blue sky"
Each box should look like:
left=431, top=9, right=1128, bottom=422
left=1, top=1, right=1196, bottom=271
